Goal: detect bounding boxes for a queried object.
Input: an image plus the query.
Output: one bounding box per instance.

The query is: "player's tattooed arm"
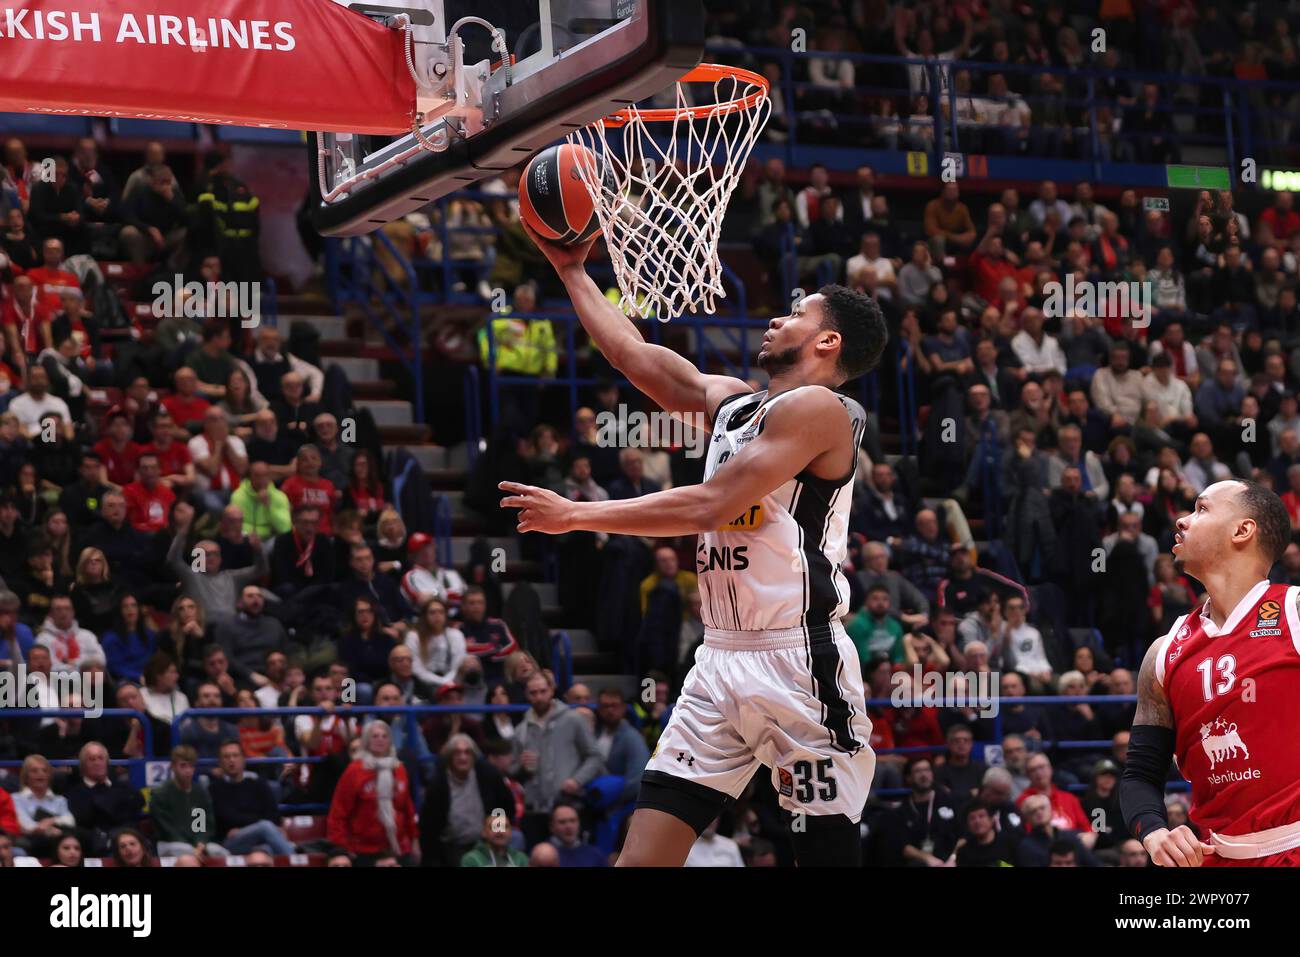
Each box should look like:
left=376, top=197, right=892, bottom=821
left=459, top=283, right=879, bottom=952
left=1133, top=634, right=1174, bottom=729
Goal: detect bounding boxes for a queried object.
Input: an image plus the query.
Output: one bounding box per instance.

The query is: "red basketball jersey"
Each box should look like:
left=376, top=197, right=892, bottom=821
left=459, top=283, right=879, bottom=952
left=1157, top=581, right=1300, bottom=839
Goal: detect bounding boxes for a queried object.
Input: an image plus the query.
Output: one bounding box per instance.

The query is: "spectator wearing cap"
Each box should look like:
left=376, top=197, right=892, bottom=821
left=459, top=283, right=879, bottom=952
left=511, top=671, right=603, bottom=843
left=400, top=532, right=468, bottom=613
left=422, top=680, right=484, bottom=755
left=420, top=732, right=518, bottom=866
left=327, top=720, right=421, bottom=865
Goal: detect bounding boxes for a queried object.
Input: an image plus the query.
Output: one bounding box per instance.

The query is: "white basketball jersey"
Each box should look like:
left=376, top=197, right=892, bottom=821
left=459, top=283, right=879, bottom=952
left=696, top=386, right=866, bottom=634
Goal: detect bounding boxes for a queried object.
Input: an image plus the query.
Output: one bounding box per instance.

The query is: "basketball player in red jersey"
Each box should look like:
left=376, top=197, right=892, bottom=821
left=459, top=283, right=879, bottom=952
left=1121, top=479, right=1300, bottom=866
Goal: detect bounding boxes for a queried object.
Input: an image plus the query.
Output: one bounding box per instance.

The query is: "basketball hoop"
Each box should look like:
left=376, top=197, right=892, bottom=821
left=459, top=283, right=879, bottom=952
left=566, top=63, right=771, bottom=320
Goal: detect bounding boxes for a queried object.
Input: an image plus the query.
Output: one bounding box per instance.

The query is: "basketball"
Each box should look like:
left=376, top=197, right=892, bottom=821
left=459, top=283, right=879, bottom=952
left=518, top=143, right=606, bottom=245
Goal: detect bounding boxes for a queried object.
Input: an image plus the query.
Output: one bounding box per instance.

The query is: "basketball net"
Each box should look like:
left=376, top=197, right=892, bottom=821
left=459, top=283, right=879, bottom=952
left=566, top=64, right=771, bottom=320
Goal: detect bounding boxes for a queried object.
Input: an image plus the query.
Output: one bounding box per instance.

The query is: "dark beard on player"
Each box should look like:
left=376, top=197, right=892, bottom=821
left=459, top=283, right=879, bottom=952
left=757, top=345, right=799, bottom=374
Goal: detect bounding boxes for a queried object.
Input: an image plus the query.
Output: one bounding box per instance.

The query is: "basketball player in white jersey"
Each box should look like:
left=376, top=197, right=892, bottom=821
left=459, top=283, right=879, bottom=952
left=499, top=222, right=888, bottom=866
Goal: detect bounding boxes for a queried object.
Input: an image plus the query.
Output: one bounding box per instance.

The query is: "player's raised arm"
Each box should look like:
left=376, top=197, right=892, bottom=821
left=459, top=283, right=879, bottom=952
left=500, top=387, right=850, bottom=537
left=1120, top=635, right=1210, bottom=866
left=522, top=220, right=751, bottom=420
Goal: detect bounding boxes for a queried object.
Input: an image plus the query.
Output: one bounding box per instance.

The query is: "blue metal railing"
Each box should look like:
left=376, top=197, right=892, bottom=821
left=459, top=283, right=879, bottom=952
left=463, top=364, right=483, bottom=470
left=895, top=339, right=918, bottom=457
left=0, top=708, right=154, bottom=789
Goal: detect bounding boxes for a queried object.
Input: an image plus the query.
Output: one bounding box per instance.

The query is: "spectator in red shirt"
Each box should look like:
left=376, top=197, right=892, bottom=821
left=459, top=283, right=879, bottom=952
left=24, top=238, right=81, bottom=309
left=1261, top=191, right=1300, bottom=242
left=93, top=411, right=144, bottom=488
left=141, top=409, right=195, bottom=493
left=969, top=229, right=1021, bottom=304
left=326, top=720, right=420, bottom=864
left=123, top=453, right=177, bottom=533
left=161, top=366, right=210, bottom=433
left=1014, top=751, right=1092, bottom=834
left=281, top=444, right=338, bottom=534
left=2, top=273, right=52, bottom=361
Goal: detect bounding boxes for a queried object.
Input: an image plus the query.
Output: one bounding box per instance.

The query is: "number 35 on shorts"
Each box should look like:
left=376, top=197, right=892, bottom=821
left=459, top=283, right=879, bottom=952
left=778, top=759, right=838, bottom=803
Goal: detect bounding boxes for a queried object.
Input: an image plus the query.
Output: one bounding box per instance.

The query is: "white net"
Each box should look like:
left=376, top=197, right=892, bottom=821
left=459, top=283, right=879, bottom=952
left=566, top=64, right=771, bottom=320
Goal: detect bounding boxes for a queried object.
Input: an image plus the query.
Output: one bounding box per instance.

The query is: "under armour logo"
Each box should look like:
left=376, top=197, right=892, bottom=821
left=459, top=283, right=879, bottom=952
left=676, top=751, right=695, bottom=767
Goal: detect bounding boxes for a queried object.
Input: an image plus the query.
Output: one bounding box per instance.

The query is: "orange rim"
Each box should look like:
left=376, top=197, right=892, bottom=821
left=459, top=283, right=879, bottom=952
left=600, top=62, right=769, bottom=127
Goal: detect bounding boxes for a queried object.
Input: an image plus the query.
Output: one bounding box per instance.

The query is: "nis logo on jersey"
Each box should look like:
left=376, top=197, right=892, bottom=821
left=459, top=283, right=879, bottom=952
left=697, top=542, right=748, bottom=573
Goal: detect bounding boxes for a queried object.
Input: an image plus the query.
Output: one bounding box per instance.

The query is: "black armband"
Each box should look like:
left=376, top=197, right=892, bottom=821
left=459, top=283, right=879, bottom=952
left=1120, top=724, right=1177, bottom=840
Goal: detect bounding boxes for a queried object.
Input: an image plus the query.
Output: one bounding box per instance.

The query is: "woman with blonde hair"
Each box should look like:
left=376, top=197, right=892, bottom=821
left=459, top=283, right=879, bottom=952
left=159, top=594, right=208, bottom=683
left=403, top=597, right=466, bottom=688
left=14, top=754, right=77, bottom=857
left=374, top=507, right=408, bottom=575
left=70, top=546, right=121, bottom=636
left=326, top=719, right=420, bottom=865
left=503, top=651, right=540, bottom=704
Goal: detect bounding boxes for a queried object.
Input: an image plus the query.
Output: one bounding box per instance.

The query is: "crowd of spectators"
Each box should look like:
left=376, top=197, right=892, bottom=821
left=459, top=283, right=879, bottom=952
left=9, top=1, right=1300, bottom=868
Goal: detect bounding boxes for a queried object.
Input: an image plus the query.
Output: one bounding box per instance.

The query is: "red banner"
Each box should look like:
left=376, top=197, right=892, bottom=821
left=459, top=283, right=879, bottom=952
left=0, top=0, right=417, bottom=133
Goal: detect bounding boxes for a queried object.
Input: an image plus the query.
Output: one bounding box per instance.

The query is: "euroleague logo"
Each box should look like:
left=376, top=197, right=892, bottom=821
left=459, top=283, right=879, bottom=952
left=1250, top=599, right=1283, bottom=639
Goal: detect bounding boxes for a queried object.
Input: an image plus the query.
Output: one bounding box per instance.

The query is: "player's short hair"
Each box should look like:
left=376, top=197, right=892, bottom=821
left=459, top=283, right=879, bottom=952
left=816, top=284, right=886, bottom=381
left=1233, top=479, right=1290, bottom=563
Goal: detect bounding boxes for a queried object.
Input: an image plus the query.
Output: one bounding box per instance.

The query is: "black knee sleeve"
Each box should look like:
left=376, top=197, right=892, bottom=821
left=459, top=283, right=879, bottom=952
left=636, top=770, right=732, bottom=837
left=789, top=813, right=862, bottom=867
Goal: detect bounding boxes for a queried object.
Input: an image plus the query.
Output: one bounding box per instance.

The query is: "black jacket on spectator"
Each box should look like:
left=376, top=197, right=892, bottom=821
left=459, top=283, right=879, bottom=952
left=59, top=479, right=110, bottom=531
left=337, top=573, right=411, bottom=625
left=29, top=179, right=87, bottom=250
left=66, top=778, right=145, bottom=851
left=77, top=519, right=156, bottom=590
left=854, top=486, right=914, bottom=542
left=419, top=758, right=517, bottom=866
left=270, top=531, right=337, bottom=594
left=121, top=183, right=186, bottom=234
left=208, top=770, right=280, bottom=838
left=71, top=580, right=123, bottom=637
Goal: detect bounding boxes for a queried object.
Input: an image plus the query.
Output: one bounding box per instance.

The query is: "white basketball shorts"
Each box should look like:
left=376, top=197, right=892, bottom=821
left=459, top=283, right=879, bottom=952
left=643, top=622, right=876, bottom=823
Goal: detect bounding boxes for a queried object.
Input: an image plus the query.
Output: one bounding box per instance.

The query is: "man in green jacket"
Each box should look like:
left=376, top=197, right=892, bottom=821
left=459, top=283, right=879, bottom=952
left=460, top=813, right=529, bottom=867
left=230, top=461, right=292, bottom=539
left=151, top=745, right=227, bottom=860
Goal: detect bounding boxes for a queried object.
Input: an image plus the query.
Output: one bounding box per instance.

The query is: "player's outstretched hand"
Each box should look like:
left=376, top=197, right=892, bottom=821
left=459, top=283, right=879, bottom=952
left=520, top=219, right=599, bottom=272
left=1142, top=825, right=1214, bottom=867
left=499, top=481, right=575, bottom=535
